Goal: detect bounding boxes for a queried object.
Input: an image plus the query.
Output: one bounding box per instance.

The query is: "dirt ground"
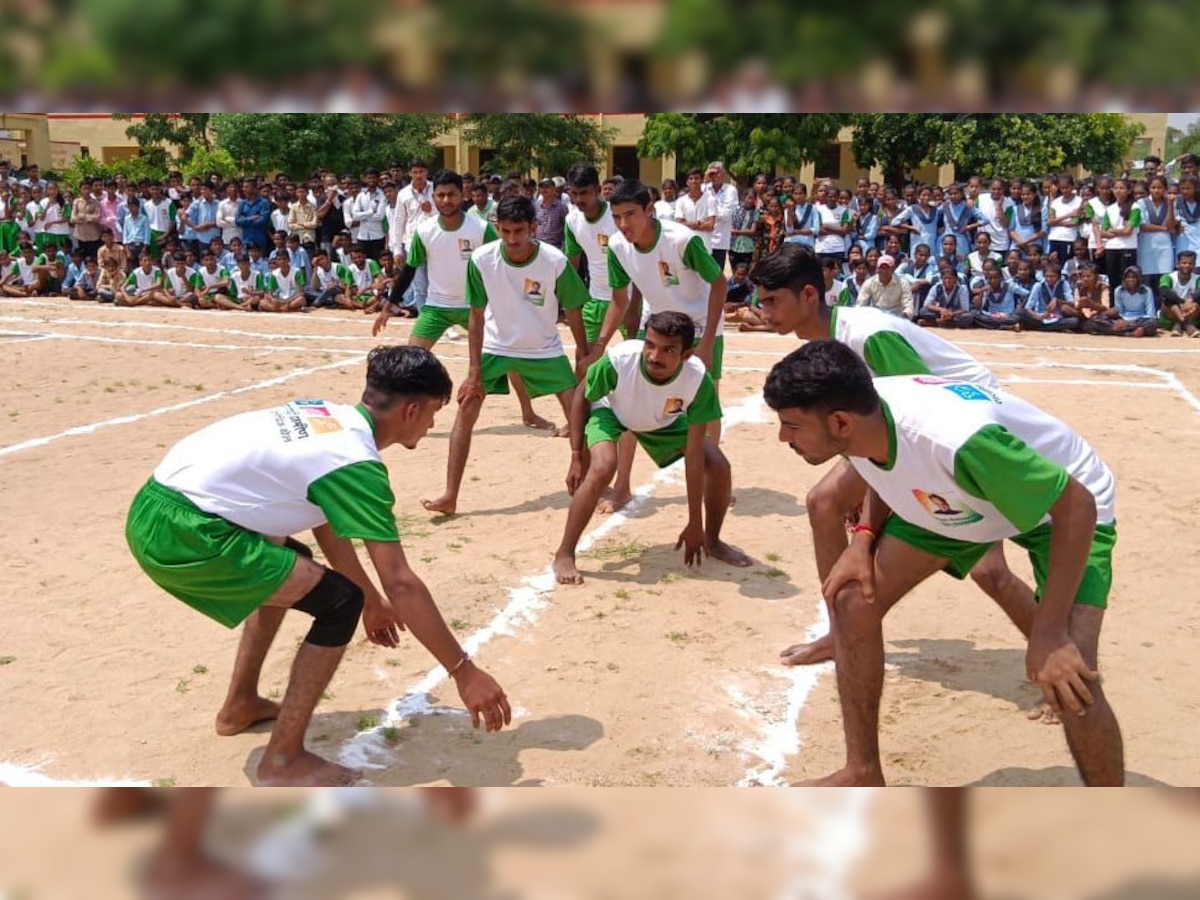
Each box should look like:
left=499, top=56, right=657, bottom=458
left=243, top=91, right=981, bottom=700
left=1, top=296, right=1198, bottom=789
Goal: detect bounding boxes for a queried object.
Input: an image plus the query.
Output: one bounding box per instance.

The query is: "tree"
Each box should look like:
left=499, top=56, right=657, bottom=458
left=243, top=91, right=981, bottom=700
left=112, top=114, right=212, bottom=166
left=1166, top=121, right=1200, bottom=161
left=459, top=115, right=614, bottom=177
left=209, top=114, right=450, bottom=177
left=852, top=114, right=1144, bottom=183
left=638, top=114, right=849, bottom=180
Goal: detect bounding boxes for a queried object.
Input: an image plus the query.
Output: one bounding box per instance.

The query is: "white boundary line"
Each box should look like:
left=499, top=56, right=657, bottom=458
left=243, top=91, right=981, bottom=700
left=0, top=329, right=368, bottom=355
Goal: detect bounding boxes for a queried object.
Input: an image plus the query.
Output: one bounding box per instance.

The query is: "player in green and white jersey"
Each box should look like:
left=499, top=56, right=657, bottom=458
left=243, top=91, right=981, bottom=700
left=336, top=245, right=383, bottom=312
left=1, top=242, right=50, bottom=296
left=162, top=255, right=197, bottom=308
left=750, top=244, right=1040, bottom=683
left=562, top=163, right=618, bottom=346
left=259, top=255, right=307, bottom=312
left=553, top=311, right=751, bottom=584
left=765, top=341, right=1124, bottom=787
left=421, top=195, right=590, bottom=516
left=118, top=250, right=171, bottom=307
left=126, top=346, right=511, bottom=787
left=226, top=254, right=264, bottom=310
left=189, top=249, right=235, bottom=310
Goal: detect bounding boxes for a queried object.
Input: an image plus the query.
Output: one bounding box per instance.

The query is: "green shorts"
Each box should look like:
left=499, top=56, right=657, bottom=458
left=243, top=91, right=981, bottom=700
left=882, top=516, right=1117, bottom=609
left=0, top=222, right=23, bottom=253
left=125, top=479, right=298, bottom=628
left=480, top=352, right=576, bottom=399
left=585, top=406, right=691, bottom=468
left=583, top=298, right=610, bottom=346
left=412, top=305, right=470, bottom=343
left=637, top=330, right=724, bottom=380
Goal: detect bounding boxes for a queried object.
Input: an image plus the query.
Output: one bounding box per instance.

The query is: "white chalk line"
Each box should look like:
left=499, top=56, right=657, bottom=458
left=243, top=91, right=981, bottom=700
left=0, top=355, right=365, bottom=460
left=0, top=760, right=149, bottom=787
left=0, top=313, right=374, bottom=343
left=0, top=328, right=368, bottom=356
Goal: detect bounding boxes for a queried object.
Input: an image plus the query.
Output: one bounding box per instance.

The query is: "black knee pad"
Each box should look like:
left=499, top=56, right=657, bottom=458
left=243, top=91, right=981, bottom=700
left=292, top=569, right=364, bottom=647
left=284, top=536, right=314, bottom=559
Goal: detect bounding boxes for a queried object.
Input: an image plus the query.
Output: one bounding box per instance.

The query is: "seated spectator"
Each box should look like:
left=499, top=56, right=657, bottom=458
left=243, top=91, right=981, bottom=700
left=937, top=234, right=965, bottom=276
left=118, top=250, right=169, bottom=307
left=916, top=264, right=972, bottom=327
left=164, top=256, right=199, bottom=308
left=337, top=244, right=383, bottom=312
left=964, top=231, right=1003, bottom=279
left=856, top=254, right=914, bottom=318
left=43, top=258, right=68, bottom=296
left=306, top=250, right=345, bottom=309
left=1019, top=262, right=1079, bottom=332
left=95, top=257, right=122, bottom=303
left=247, top=242, right=269, bottom=280
left=843, top=256, right=870, bottom=305
left=226, top=254, right=264, bottom=311
left=2, top=243, right=50, bottom=296
left=1062, top=237, right=1091, bottom=288
left=724, top=259, right=755, bottom=309
left=1009, top=258, right=1040, bottom=304
left=191, top=249, right=235, bottom=310
left=1062, top=262, right=1110, bottom=321
left=69, top=256, right=101, bottom=302
left=1002, top=248, right=1023, bottom=283
left=970, top=265, right=1022, bottom=330
left=63, top=248, right=87, bottom=293
left=898, top=242, right=937, bottom=308
left=1086, top=265, right=1158, bottom=337
left=0, top=249, right=14, bottom=292
left=823, top=255, right=850, bottom=307
left=258, top=255, right=307, bottom=312
left=1159, top=249, right=1200, bottom=337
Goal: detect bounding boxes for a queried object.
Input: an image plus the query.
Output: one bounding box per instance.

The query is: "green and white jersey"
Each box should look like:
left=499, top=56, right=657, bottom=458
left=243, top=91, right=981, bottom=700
left=125, top=266, right=163, bottom=293
left=830, top=305, right=998, bottom=388
left=1101, top=202, right=1140, bottom=250
left=408, top=215, right=497, bottom=309
left=1160, top=271, right=1198, bottom=301
left=154, top=401, right=399, bottom=542
left=466, top=240, right=588, bottom=359
left=265, top=267, right=306, bottom=299
left=851, top=375, right=1116, bottom=544
left=564, top=201, right=617, bottom=302
left=164, top=268, right=194, bottom=298
left=341, top=259, right=381, bottom=293
left=191, top=266, right=230, bottom=291
left=145, top=197, right=176, bottom=233
left=607, top=218, right=724, bottom=337
left=228, top=269, right=262, bottom=299
left=585, top=339, right=720, bottom=433
left=12, top=255, right=46, bottom=285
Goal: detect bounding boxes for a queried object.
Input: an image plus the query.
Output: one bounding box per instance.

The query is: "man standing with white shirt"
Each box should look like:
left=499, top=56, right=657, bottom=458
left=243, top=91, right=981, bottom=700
left=703, top=161, right=740, bottom=272
left=390, top=158, right=435, bottom=311
left=347, top=168, right=387, bottom=261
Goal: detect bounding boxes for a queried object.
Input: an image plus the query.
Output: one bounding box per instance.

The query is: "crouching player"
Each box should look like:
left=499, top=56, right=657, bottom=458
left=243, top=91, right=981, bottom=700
left=553, top=311, right=752, bottom=584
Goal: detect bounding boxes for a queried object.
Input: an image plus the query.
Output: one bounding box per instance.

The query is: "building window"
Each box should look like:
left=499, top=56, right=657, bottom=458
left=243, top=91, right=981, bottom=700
left=611, top=145, right=640, bottom=180
left=1130, top=138, right=1151, bottom=161
left=81, top=146, right=90, bottom=158
left=815, top=142, right=840, bottom=182
left=478, top=148, right=498, bottom=175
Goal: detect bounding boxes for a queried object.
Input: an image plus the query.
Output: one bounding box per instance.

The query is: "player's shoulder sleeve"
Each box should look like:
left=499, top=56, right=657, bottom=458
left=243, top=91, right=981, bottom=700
left=407, top=230, right=427, bottom=267
left=264, top=274, right=279, bottom=293
left=607, top=241, right=632, bottom=290
left=367, top=259, right=381, bottom=277
left=307, top=460, right=400, bottom=542
left=583, top=352, right=620, bottom=403
left=554, top=254, right=589, bottom=310
left=685, top=372, right=722, bottom=425
left=189, top=272, right=202, bottom=288
left=952, top=423, right=1069, bottom=534
left=296, top=269, right=306, bottom=286
left=682, top=235, right=722, bottom=283
left=465, top=255, right=488, bottom=309
left=861, top=331, right=934, bottom=376
left=482, top=223, right=499, bottom=244
left=563, top=219, right=581, bottom=258
left=1129, top=206, right=1142, bottom=228
left=336, top=263, right=352, bottom=285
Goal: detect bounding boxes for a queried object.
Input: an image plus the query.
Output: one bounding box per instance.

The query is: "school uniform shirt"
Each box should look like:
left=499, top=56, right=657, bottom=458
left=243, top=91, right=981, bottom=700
left=673, top=193, right=710, bottom=230
left=165, top=268, right=195, bottom=298
left=564, top=202, right=617, bottom=303
left=1085, top=197, right=1108, bottom=252
left=12, top=254, right=48, bottom=286
left=1101, top=203, right=1140, bottom=251
left=217, top=197, right=242, bottom=242
left=125, top=266, right=163, bottom=294
left=348, top=188, right=387, bottom=242
left=144, top=198, right=176, bottom=235
left=341, top=260, right=382, bottom=294
left=815, top=203, right=851, bottom=255
left=964, top=250, right=1003, bottom=276
left=1024, top=279, right=1070, bottom=319
left=191, top=266, right=230, bottom=293
left=1135, top=198, right=1174, bottom=274
left=39, top=199, right=70, bottom=238
left=189, top=198, right=219, bottom=243
left=229, top=270, right=263, bottom=302
left=653, top=198, right=677, bottom=222
left=154, top=401, right=399, bottom=542
left=940, top=200, right=977, bottom=257
left=826, top=277, right=851, bottom=308
left=122, top=213, right=151, bottom=247
left=921, top=281, right=973, bottom=315
left=311, top=264, right=341, bottom=291
left=586, top=339, right=720, bottom=435
left=1160, top=271, right=1199, bottom=302
left=704, top=182, right=740, bottom=252
left=848, top=375, right=1115, bottom=544
left=785, top=202, right=817, bottom=248
left=896, top=203, right=940, bottom=255
left=830, top=305, right=997, bottom=386
left=466, top=240, right=589, bottom=359
left=979, top=283, right=1021, bottom=316
left=1174, top=196, right=1200, bottom=257
left=407, top=215, right=497, bottom=310
left=1048, top=195, right=1083, bottom=244
left=975, top=194, right=1015, bottom=252
left=607, top=218, right=725, bottom=339
left=265, top=267, right=306, bottom=300
left=1113, top=286, right=1156, bottom=320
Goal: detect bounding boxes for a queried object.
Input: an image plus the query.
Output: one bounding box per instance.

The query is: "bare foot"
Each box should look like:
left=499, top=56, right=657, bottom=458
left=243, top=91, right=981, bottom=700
left=421, top=494, right=457, bottom=516
left=522, top=412, right=556, bottom=431
left=552, top=423, right=570, bottom=438
left=707, top=539, right=752, bottom=567
left=794, top=766, right=885, bottom=787
left=780, top=633, right=834, bottom=666
left=215, top=696, right=282, bottom=736
left=93, top=787, right=167, bottom=826
left=553, top=551, right=584, bottom=585
left=143, top=852, right=268, bottom=900
left=597, top=490, right=634, bottom=514
left=869, top=870, right=977, bottom=900
left=257, top=749, right=362, bottom=787
left=1026, top=702, right=1061, bottom=726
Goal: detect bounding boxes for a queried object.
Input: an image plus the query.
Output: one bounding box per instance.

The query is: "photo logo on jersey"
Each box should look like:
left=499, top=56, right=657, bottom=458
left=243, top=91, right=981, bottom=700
left=597, top=233, right=610, bottom=251
left=912, top=489, right=983, bottom=527
left=663, top=397, right=685, bottom=416
left=523, top=279, right=545, bottom=306
left=658, top=260, right=679, bottom=287
left=458, top=239, right=473, bottom=259
left=943, top=384, right=994, bottom=402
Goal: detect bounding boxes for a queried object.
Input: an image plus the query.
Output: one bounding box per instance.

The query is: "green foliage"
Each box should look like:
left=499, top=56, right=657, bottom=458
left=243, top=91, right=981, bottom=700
left=638, top=114, right=849, bottom=178
left=210, top=114, right=450, bottom=178
left=460, top=114, right=614, bottom=177
left=181, top=145, right=240, bottom=184
left=113, top=114, right=211, bottom=162
left=56, top=154, right=169, bottom=193
left=1166, top=121, right=1200, bottom=161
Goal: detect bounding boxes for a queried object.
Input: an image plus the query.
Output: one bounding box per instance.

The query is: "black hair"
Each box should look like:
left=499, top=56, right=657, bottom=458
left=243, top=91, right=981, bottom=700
left=363, top=345, right=452, bottom=408
left=567, top=162, right=600, bottom=190
left=763, top=341, right=880, bottom=417
left=602, top=175, right=624, bottom=187
left=686, top=167, right=704, bottom=179
left=1144, top=155, right=1162, bottom=166
left=608, top=179, right=652, bottom=207
left=349, top=243, right=365, bottom=255
left=1178, top=250, right=1197, bottom=262
left=363, top=167, right=380, bottom=177
left=645, top=310, right=696, bottom=349
left=432, top=169, right=463, bottom=191
left=749, top=243, right=825, bottom=295
left=408, top=158, right=428, bottom=170
left=495, top=195, right=536, bottom=225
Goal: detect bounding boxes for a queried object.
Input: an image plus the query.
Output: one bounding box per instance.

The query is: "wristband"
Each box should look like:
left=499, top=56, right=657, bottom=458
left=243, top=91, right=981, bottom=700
left=848, top=523, right=876, bottom=540
left=446, top=653, right=470, bottom=677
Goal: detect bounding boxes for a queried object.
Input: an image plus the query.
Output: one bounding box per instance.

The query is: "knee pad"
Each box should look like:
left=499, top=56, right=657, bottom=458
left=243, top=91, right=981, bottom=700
left=292, top=569, right=364, bottom=647
left=284, top=536, right=314, bottom=559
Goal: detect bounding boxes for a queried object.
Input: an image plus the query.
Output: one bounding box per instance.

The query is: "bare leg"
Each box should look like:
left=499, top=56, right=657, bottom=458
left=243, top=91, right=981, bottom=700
left=215, top=607, right=286, bottom=736
left=706, top=378, right=722, bottom=443
left=598, top=431, right=638, bottom=513
left=553, top=442, right=618, bottom=584
left=702, top=441, right=751, bottom=566
left=551, top=387, right=575, bottom=438
left=871, top=789, right=976, bottom=900
left=422, top=394, right=484, bottom=516
left=798, top=534, right=948, bottom=786
left=1058, top=605, right=1124, bottom=786
left=780, top=460, right=867, bottom=666
left=512, top=374, right=554, bottom=431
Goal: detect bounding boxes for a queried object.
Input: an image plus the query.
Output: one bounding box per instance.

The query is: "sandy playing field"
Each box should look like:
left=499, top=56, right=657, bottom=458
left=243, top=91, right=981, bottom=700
left=0, top=297, right=1198, bottom=788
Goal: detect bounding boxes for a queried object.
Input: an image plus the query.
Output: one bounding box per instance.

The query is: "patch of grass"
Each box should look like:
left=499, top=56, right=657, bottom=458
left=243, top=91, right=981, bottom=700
left=152, top=777, right=177, bottom=788
left=448, top=542, right=463, bottom=551
left=765, top=551, right=782, bottom=563
left=381, top=726, right=402, bottom=744
left=592, top=610, right=606, bottom=619
left=665, top=631, right=691, bottom=645
left=614, top=588, right=630, bottom=600
left=274, top=364, right=283, bottom=371
left=448, top=618, right=470, bottom=632
left=321, top=690, right=335, bottom=701
left=395, top=512, right=432, bottom=540
left=606, top=661, right=620, bottom=672
left=0, top=656, right=16, bottom=666
left=191, top=664, right=208, bottom=675
left=584, top=539, right=648, bottom=561
left=765, top=567, right=786, bottom=578
left=357, top=714, right=381, bottom=731
left=268, top=687, right=282, bottom=700
left=175, top=679, right=190, bottom=694
left=421, top=554, right=437, bottom=563
left=385, top=658, right=403, bottom=667
left=659, top=572, right=680, bottom=585
left=191, top=383, right=205, bottom=392
left=103, top=385, right=115, bottom=394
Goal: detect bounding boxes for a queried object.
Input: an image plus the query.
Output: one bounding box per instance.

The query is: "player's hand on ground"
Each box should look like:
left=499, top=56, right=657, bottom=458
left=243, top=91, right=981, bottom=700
left=457, top=374, right=484, bottom=405
left=363, top=598, right=403, bottom=647
left=371, top=306, right=392, bottom=337
left=676, top=520, right=706, bottom=567
left=1026, top=636, right=1099, bottom=718
left=454, top=664, right=512, bottom=732
left=565, top=457, right=585, bottom=495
